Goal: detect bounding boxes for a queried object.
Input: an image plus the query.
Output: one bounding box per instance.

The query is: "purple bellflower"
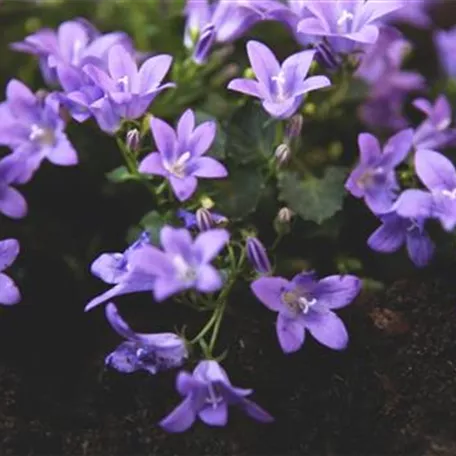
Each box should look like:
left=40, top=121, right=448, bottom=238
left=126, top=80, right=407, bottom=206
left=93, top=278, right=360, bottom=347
left=11, top=19, right=132, bottom=86
left=368, top=211, right=434, bottom=267
left=251, top=272, right=361, bottom=353
left=345, top=129, right=414, bottom=214
left=0, top=154, right=27, bottom=219
left=297, top=0, right=403, bottom=54
left=104, top=302, right=187, bottom=374
left=177, top=208, right=227, bottom=230
left=394, top=149, right=456, bottom=232
left=0, top=80, right=78, bottom=182
left=0, top=238, right=21, bottom=305
left=85, top=231, right=155, bottom=312
left=412, top=96, right=456, bottom=151
left=160, top=360, right=273, bottom=432
left=228, top=41, right=331, bottom=119
left=83, top=44, right=174, bottom=122
left=139, top=109, right=227, bottom=202
left=435, top=26, right=456, bottom=78
left=128, top=226, right=229, bottom=302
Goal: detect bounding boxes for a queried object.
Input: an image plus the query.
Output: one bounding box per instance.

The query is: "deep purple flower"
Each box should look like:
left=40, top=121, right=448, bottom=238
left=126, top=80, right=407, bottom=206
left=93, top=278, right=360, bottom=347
left=85, top=232, right=155, bottom=311
left=177, top=208, right=227, bottom=230
left=435, top=26, right=456, bottom=78
left=0, top=79, right=78, bottom=182
left=160, top=360, right=273, bottom=432
left=228, top=41, right=330, bottom=119
left=84, top=44, right=174, bottom=121
left=246, top=237, right=271, bottom=274
left=394, top=149, right=456, bottom=232
left=0, top=238, right=21, bottom=305
left=0, top=154, right=27, bottom=219
left=11, top=19, right=132, bottom=86
left=128, top=226, right=229, bottom=302
left=412, top=96, right=456, bottom=151
left=297, top=0, right=403, bottom=54
left=104, top=302, right=187, bottom=374
left=139, top=109, right=227, bottom=202
left=368, top=211, right=434, bottom=267
left=251, top=272, right=361, bottom=353
left=345, top=129, right=413, bottom=214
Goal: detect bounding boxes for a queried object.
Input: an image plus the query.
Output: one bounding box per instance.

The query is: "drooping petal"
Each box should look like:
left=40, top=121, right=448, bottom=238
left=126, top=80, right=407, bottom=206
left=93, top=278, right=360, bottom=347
left=193, top=228, right=229, bottom=263
left=367, top=214, right=407, bottom=253
left=303, top=311, right=349, bottom=351
left=105, top=302, right=136, bottom=339
left=246, top=40, right=280, bottom=91
left=415, top=149, right=456, bottom=192
left=191, top=157, right=228, bottom=178
left=198, top=402, right=228, bottom=426
left=0, top=273, right=20, bottom=305
left=159, top=396, right=197, bottom=433
left=313, top=275, right=361, bottom=310
left=0, top=238, right=20, bottom=272
left=251, top=277, right=288, bottom=312
left=276, top=313, right=305, bottom=353
left=138, top=152, right=167, bottom=177
left=406, top=229, right=434, bottom=268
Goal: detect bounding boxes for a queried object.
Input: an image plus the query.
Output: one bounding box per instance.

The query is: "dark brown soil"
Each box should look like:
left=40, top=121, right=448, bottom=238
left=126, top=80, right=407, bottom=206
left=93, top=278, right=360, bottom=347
left=0, top=266, right=455, bottom=456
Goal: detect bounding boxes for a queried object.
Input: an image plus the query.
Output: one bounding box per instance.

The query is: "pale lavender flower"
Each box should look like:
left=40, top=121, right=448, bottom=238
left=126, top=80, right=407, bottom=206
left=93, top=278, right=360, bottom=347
left=368, top=211, right=434, bottom=267
left=394, top=149, right=456, bottom=232
left=0, top=79, right=78, bottom=183
left=297, top=0, right=403, bottom=53
left=228, top=41, right=330, bottom=119
left=83, top=44, right=174, bottom=121
left=160, top=360, right=273, bottom=432
left=104, top=302, right=187, bottom=374
left=139, top=109, right=227, bottom=202
left=0, top=154, right=27, bottom=219
left=251, top=272, right=361, bottom=353
left=85, top=232, right=155, bottom=312
left=11, top=19, right=132, bottom=86
left=0, top=238, right=21, bottom=305
left=345, top=129, right=413, bottom=214
left=435, top=26, right=456, bottom=78
left=412, top=96, right=456, bottom=151
left=128, top=226, right=229, bottom=302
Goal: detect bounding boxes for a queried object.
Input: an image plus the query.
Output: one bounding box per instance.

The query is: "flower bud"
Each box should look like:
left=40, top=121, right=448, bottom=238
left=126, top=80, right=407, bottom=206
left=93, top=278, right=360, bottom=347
left=286, top=114, right=303, bottom=140
left=275, top=143, right=291, bottom=165
left=126, top=128, right=140, bottom=152
left=193, top=23, right=216, bottom=65
left=246, top=237, right=271, bottom=274
left=196, top=208, right=214, bottom=231
left=277, top=207, right=294, bottom=224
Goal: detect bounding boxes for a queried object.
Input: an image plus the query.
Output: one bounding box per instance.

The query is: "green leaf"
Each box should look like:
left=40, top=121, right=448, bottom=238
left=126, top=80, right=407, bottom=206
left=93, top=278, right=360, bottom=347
left=204, top=166, right=265, bottom=220
left=106, top=166, right=137, bottom=183
left=225, top=102, right=276, bottom=164
left=194, top=111, right=226, bottom=159
left=278, top=167, right=347, bottom=224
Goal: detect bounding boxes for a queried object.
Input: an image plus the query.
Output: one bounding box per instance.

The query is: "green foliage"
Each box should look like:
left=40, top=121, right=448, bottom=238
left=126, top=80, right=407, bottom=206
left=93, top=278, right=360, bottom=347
left=225, top=102, right=277, bottom=165
left=277, top=167, right=347, bottom=224
left=105, top=166, right=138, bottom=183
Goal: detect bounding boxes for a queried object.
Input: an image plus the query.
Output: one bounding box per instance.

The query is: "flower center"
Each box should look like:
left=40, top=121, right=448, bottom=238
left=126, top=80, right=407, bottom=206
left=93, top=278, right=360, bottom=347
left=271, top=71, right=287, bottom=102
left=29, top=124, right=55, bottom=146
left=165, top=151, right=192, bottom=179
left=117, top=75, right=130, bottom=91
left=357, top=167, right=386, bottom=188
left=441, top=188, right=456, bottom=200
left=205, top=383, right=224, bottom=409
left=282, top=290, right=317, bottom=315
left=172, top=254, right=197, bottom=283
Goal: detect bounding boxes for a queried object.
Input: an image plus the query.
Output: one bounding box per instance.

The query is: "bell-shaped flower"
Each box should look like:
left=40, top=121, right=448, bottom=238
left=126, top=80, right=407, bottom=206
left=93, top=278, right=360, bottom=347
left=228, top=40, right=331, bottom=119
left=160, top=360, right=273, bottom=432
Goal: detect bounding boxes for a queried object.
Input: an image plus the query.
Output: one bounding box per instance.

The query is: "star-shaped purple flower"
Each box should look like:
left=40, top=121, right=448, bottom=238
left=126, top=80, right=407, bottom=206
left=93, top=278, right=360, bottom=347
left=413, top=96, right=456, bottom=151
left=297, top=0, right=403, bottom=53
left=345, top=129, right=413, bottom=214
left=139, top=109, right=227, bottom=202
left=394, top=149, right=456, bottom=232
left=251, top=272, right=361, bottom=353
left=85, top=232, right=155, bottom=312
left=368, top=211, right=434, bottom=267
left=104, top=302, right=187, bottom=375
left=228, top=40, right=331, bottom=119
left=128, top=225, right=229, bottom=302
left=160, top=360, right=273, bottom=432
left=0, top=238, right=21, bottom=305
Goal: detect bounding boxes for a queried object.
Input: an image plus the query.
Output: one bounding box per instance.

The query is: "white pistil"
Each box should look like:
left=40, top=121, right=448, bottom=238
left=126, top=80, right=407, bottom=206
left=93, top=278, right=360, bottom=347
left=337, top=9, right=354, bottom=27
left=298, top=296, right=317, bottom=314
left=206, top=384, right=223, bottom=409
left=117, top=75, right=130, bottom=91
left=29, top=124, right=55, bottom=146
left=271, top=71, right=286, bottom=102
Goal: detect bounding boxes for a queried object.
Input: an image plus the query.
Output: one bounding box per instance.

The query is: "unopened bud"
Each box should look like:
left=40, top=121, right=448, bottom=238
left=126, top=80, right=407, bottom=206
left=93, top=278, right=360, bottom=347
left=196, top=208, right=214, bottom=231
left=246, top=237, right=271, bottom=274
left=193, top=23, right=216, bottom=65
left=286, top=114, right=303, bottom=140
left=126, top=128, right=140, bottom=152
left=277, top=207, right=294, bottom=224
left=275, top=143, right=291, bottom=165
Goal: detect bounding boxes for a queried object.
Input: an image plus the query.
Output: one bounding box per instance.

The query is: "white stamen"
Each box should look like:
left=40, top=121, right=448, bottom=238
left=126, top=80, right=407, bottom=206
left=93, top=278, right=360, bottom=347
left=164, top=151, right=192, bottom=179
left=29, top=124, right=55, bottom=146
left=337, top=9, right=354, bottom=27
left=298, top=296, right=317, bottom=314
left=205, top=384, right=223, bottom=409
left=441, top=188, right=456, bottom=200
left=271, top=71, right=286, bottom=101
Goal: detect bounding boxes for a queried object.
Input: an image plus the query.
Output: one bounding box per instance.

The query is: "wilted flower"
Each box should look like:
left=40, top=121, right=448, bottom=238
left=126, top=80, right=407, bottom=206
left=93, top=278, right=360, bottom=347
left=160, top=360, right=273, bottom=432
left=435, top=26, right=456, bottom=78
left=251, top=272, right=361, bottom=352
left=0, top=238, right=21, bottom=305
left=368, top=211, right=434, bottom=267
left=139, top=109, right=227, bottom=201
left=394, top=149, right=456, bottom=232
left=246, top=237, right=271, bottom=274
left=104, top=302, right=187, bottom=374
left=345, top=129, right=413, bottom=214
left=128, top=226, right=229, bottom=301
left=85, top=231, right=154, bottom=311
left=228, top=40, right=330, bottom=119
